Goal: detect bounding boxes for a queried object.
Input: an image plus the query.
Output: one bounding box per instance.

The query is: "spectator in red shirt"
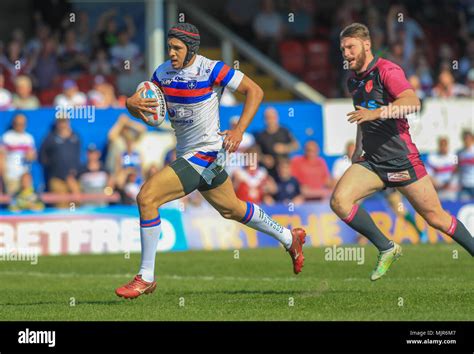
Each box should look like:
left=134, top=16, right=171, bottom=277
left=291, top=140, right=332, bottom=200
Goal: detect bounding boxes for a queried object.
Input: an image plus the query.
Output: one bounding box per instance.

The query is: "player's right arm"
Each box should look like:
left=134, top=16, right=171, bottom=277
left=125, top=87, right=159, bottom=122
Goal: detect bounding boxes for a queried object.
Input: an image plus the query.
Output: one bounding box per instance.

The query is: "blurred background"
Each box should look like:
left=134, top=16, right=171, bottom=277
left=0, top=0, right=472, bottom=255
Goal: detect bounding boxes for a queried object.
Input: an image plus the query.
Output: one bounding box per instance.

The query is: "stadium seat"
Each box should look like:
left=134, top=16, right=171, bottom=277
left=278, top=40, right=305, bottom=75
left=38, top=88, right=62, bottom=106
left=305, top=40, right=330, bottom=71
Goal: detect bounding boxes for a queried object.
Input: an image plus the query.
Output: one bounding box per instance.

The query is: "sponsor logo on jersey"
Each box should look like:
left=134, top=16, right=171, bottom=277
left=365, top=80, right=373, bottom=93
left=387, top=170, right=411, bottom=182
left=166, top=71, right=177, bottom=75
left=169, top=107, right=193, bottom=119
left=161, top=79, right=173, bottom=86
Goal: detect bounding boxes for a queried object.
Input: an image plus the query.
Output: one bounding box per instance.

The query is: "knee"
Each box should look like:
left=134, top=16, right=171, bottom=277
left=330, top=192, right=348, bottom=214
left=137, top=185, right=160, bottom=210
left=423, top=210, right=446, bottom=230
left=219, top=208, right=240, bottom=221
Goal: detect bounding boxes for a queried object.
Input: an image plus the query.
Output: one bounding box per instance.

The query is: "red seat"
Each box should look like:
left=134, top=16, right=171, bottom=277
left=38, top=88, right=62, bottom=106
left=279, top=40, right=305, bottom=75
left=305, top=40, right=330, bottom=70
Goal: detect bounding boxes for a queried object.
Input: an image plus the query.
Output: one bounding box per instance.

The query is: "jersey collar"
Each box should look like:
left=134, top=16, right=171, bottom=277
left=355, top=56, right=379, bottom=79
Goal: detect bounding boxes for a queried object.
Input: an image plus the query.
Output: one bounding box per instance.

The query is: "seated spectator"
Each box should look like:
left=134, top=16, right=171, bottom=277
left=0, top=113, right=36, bottom=195
left=54, top=79, right=87, bottom=107
left=12, top=75, right=40, bottom=109
left=110, top=29, right=142, bottom=73
left=117, top=135, right=143, bottom=184
left=89, top=48, right=112, bottom=76
left=256, top=107, right=298, bottom=179
left=226, top=116, right=256, bottom=176
left=457, top=130, right=474, bottom=201
left=291, top=140, right=332, bottom=200
left=286, top=0, right=313, bottom=39
left=426, top=137, right=457, bottom=201
left=58, top=28, right=89, bottom=75
left=0, top=71, right=12, bottom=109
left=273, top=157, right=304, bottom=205
left=39, top=115, right=81, bottom=208
left=0, top=39, right=31, bottom=90
left=432, top=69, right=470, bottom=98
left=8, top=172, right=44, bottom=212
left=116, top=168, right=140, bottom=205
left=233, top=146, right=273, bottom=204
left=252, top=0, right=284, bottom=59
left=88, top=75, right=118, bottom=108
left=332, top=141, right=355, bottom=182
left=78, top=144, right=112, bottom=206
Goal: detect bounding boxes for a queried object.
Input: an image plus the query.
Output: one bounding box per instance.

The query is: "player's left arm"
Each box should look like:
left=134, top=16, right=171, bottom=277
left=219, top=75, right=264, bottom=152
left=347, top=89, right=420, bottom=124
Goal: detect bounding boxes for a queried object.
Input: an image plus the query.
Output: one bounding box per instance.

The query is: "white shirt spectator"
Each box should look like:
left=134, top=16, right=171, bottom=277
left=332, top=155, right=352, bottom=180
left=426, top=152, right=457, bottom=186
left=458, top=146, right=474, bottom=188
left=54, top=92, right=87, bottom=107
left=1, top=129, right=35, bottom=179
left=0, top=88, right=12, bottom=109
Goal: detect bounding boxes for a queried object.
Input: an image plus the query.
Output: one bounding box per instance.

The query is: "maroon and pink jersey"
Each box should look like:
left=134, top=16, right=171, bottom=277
left=347, top=57, right=420, bottom=162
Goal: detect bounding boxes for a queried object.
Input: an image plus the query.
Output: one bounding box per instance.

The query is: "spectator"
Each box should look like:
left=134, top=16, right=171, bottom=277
left=273, top=157, right=304, bottom=205
left=8, top=172, right=44, bottom=212
left=89, top=48, right=112, bottom=76
left=110, top=29, right=142, bottom=73
left=252, top=0, right=284, bottom=59
left=457, top=130, right=474, bottom=201
left=95, top=9, right=120, bottom=51
left=39, top=115, right=81, bottom=208
left=466, top=68, right=474, bottom=95
left=426, top=137, right=458, bottom=201
left=432, top=69, right=470, bottom=98
left=332, top=141, right=355, bottom=182
left=0, top=113, right=36, bottom=195
left=408, top=74, right=426, bottom=100
left=0, top=71, right=13, bottom=109
left=233, top=145, right=273, bottom=204
left=12, top=75, right=40, bottom=109
left=0, top=39, right=31, bottom=90
left=256, top=107, right=298, bottom=179
left=54, top=79, right=87, bottom=107
left=118, top=135, right=143, bottom=183
left=291, top=140, right=331, bottom=200
left=31, top=37, right=59, bottom=90
left=106, top=113, right=146, bottom=174
left=286, top=0, right=313, bottom=39
left=78, top=144, right=112, bottom=206
left=225, top=0, right=259, bottom=40
left=58, top=28, right=88, bottom=75
left=88, top=75, right=118, bottom=108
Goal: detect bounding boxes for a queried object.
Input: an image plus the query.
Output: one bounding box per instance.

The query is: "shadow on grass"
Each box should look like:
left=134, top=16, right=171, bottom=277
left=1, top=300, right=123, bottom=306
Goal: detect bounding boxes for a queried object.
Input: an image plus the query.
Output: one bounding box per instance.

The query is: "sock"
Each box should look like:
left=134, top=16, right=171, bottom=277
left=343, top=204, right=393, bottom=252
left=446, top=216, right=474, bottom=256
left=404, top=212, right=423, bottom=236
left=240, top=201, right=292, bottom=249
left=138, top=214, right=162, bottom=282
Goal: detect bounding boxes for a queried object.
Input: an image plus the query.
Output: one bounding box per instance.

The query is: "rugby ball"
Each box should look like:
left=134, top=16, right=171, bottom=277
left=136, top=81, right=166, bottom=127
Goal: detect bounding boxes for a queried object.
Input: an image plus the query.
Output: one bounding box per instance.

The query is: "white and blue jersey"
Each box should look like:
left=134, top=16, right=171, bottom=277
left=151, top=55, right=244, bottom=158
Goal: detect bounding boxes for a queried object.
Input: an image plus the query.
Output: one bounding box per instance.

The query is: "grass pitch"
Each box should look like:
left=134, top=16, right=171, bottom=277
left=0, top=244, right=472, bottom=321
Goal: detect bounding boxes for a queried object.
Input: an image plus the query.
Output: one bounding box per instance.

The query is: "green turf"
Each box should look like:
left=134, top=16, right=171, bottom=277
left=0, top=244, right=472, bottom=321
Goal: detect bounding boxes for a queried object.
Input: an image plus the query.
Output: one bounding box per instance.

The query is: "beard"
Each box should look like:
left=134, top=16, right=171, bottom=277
left=351, top=50, right=367, bottom=73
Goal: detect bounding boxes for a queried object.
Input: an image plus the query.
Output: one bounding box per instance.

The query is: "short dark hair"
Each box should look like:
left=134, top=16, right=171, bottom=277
left=340, top=23, right=371, bottom=41
left=462, top=129, right=473, bottom=139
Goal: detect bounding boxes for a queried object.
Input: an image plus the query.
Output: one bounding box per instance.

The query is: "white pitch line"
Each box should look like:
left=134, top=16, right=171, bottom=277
left=0, top=270, right=304, bottom=282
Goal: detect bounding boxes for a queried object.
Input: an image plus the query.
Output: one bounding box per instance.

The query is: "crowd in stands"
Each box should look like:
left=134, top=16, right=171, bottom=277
left=1, top=108, right=473, bottom=211
left=0, top=8, right=144, bottom=109
left=225, top=0, right=473, bottom=98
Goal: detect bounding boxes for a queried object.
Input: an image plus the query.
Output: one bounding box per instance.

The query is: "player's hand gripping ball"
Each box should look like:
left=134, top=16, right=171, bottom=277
left=136, top=81, right=166, bottom=127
